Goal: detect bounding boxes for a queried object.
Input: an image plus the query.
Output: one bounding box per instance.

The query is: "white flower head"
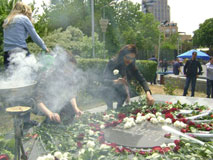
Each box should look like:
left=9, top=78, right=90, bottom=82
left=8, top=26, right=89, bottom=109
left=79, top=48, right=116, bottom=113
left=78, top=149, right=85, bottom=155
left=46, top=154, right=54, bottom=160
left=156, top=112, right=162, bottom=117
left=150, top=117, right=158, bottom=124
left=124, top=122, right=132, bottom=129
left=88, top=130, right=94, bottom=136
left=160, top=143, right=167, bottom=148
left=87, top=140, right=95, bottom=148
left=165, top=118, right=172, bottom=124
left=103, top=115, right=110, bottom=121
left=185, top=143, right=190, bottom=147
left=100, top=144, right=111, bottom=150
left=37, top=156, right=45, bottom=160
left=168, top=143, right=176, bottom=148
left=113, top=69, right=119, bottom=75
left=54, top=152, right=63, bottom=160
left=137, top=113, right=142, bottom=117
left=100, top=124, right=105, bottom=129
left=157, top=116, right=165, bottom=123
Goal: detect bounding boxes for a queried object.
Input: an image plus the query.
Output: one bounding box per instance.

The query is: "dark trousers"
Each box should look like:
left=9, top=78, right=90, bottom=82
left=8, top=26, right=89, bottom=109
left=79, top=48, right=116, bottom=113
left=206, top=79, right=213, bottom=98
left=183, top=76, right=197, bottom=97
left=4, top=48, right=30, bottom=69
left=102, top=84, right=128, bottom=110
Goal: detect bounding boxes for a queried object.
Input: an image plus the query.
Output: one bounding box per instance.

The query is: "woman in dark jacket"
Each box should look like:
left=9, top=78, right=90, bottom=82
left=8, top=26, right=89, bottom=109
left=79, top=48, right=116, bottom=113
left=102, top=44, right=154, bottom=110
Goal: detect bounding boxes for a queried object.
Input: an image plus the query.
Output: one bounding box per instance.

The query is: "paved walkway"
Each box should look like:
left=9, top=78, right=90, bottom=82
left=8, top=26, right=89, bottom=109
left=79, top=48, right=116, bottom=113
left=87, top=94, right=213, bottom=113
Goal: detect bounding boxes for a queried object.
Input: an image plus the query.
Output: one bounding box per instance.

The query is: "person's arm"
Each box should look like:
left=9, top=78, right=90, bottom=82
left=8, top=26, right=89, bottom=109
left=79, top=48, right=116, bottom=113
left=130, top=65, right=154, bottom=105
left=37, top=102, right=61, bottom=123
left=70, top=98, right=83, bottom=117
left=183, top=61, right=189, bottom=75
left=197, top=61, right=202, bottom=75
left=103, top=60, right=117, bottom=86
left=22, top=16, right=48, bottom=51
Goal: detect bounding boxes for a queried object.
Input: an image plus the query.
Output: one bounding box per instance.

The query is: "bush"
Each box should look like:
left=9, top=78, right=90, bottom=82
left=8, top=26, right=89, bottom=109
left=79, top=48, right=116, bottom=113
left=27, top=26, right=106, bottom=58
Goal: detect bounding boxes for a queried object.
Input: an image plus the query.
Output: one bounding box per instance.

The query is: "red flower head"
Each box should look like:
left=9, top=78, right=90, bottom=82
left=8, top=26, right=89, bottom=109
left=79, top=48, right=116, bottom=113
left=77, top=141, right=83, bottom=149
left=174, top=140, right=180, bottom=146
left=165, top=113, right=174, bottom=119
left=98, top=136, right=105, bottom=144
left=77, top=133, right=85, bottom=140
left=117, top=113, right=126, bottom=120
left=173, top=145, right=180, bottom=152
left=138, top=150, right=147, bottom=155
left=206, top=127, right=212, bottom=131
left=132, top=109, right=141, bottom=115
left=181, top=128, right=187, bottom=133
left=164, top=133, right=171, bottom=138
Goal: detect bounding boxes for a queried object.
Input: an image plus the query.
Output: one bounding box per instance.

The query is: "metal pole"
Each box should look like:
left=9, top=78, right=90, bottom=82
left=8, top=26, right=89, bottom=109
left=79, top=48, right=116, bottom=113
left=91, top=0, right=95, bottom=57
left=157, top=32, right=161, bottom=64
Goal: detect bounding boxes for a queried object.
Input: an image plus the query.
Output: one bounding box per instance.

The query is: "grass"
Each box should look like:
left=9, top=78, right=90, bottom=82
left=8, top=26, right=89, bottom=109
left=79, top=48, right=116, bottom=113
left=0, top=84, right=208, bottom=135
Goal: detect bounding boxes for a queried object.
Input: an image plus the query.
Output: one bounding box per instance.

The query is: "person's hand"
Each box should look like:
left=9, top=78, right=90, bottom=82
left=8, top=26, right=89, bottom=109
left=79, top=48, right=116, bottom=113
left=114, top=78, right=127, bottom=85
left=125, top=96, right=130, bottom=104
left=75, top=109, right=84, bottom=118
left=46, top=48, right=50, bottom=53
left=146, top=91, right=154, bottom=106
left=48, top=112, right=61, bottom=123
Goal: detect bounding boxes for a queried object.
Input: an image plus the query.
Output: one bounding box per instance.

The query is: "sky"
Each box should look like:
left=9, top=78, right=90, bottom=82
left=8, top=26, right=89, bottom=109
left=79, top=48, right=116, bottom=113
left=23, top=0, right=213, bottom=36
left=132, top=0, right=213, bottom=35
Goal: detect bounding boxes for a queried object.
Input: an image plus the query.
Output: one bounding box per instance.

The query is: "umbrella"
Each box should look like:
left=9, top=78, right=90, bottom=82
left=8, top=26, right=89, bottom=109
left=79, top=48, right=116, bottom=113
left=177, top=49, right=210, bottom=60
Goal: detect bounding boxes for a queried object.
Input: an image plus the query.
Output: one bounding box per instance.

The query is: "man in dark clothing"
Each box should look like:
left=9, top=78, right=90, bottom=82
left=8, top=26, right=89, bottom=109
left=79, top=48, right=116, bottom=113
left=148, top=55, right=158, bottom=84
left=173, top=58, right=181, bottom=75
left=183, top=52, right=202, bottom=97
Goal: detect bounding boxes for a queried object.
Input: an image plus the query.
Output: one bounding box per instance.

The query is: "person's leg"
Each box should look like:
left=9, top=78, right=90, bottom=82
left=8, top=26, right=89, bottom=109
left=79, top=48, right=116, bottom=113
left=101, top=86, right=116, bottom=110
left=115, top=84, right=128, bottom=109
left=183, top=77, right=191, bottom=96
left=154, top=73, right=157, bottom=84
left=3, top=52, right=10, bottom=70
left=211, top=80, right=213, bottom=98
left=206, top=79, right=211, bottom=98
left=191, top=77, right=197, bottom=97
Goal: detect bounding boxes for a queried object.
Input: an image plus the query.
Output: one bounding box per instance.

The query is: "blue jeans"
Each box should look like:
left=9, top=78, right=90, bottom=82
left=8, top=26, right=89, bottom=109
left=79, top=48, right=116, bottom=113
left=183, top=76, right=197, bottom=97
left=206, top=79, right=213, bottom=98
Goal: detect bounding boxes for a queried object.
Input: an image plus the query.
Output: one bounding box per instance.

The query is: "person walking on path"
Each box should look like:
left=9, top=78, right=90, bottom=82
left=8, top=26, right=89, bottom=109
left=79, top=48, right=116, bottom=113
left=206, top=56, right=213, bottom=98
left=183, top=52, right=202, bottom=97
left=3, top=2, right=49, bottom=69
left=102, top=44, right=154, bottom=110
left=148, top=55, right=158, bottom=84
left=173, top=58, right=182, bottom=75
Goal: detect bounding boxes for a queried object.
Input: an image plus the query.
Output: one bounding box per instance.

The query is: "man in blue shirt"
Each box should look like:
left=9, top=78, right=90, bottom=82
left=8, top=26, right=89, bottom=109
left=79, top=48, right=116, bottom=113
left=173, top=58, right=181, bottom=75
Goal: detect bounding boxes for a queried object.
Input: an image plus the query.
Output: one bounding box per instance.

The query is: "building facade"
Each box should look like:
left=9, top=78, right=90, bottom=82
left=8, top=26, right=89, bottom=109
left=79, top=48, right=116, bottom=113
left=142, top=0, right=170, bottom=23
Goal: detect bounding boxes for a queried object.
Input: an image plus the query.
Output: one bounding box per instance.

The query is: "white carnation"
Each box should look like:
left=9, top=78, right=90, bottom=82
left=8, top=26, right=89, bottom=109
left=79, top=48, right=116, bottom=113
left=113, top=69, right=119, bottom=75
left=160, top=143, right=167, bottom=148
left=100, top=144, right=111, bottom=150
left=103, top=115, right=110, bottom=121
left=88, top=130, right=94, bottom=136
left=78, top=149, right=85, bottom=155
left=174, top=121, right=181, bottom=128
left=124, top=122, right=132, bottom=129
left=87, top=141, right=95, bottom=148
left=37, top=156, right=45, bottom=160
left=168, top=143, right=176, bottom=148
left=54, top=152, right=63, bottom=160
left=150, top=118, right=158, bottom=124
left=165, top=118, right=172, bottom=124
left=100, top=124, right=105, bottom=129
left=156, top=112, right=162, bottom=117
left=185, top=143, right=190, bottom=147
left=157, top=116, right=165, bottom=123
left=137, top=113, right=142, bottom=117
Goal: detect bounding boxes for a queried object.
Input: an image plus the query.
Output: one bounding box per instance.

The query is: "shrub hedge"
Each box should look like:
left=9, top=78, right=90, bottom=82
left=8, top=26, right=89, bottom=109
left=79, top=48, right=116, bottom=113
left=76, top=58, right=157, bottom=82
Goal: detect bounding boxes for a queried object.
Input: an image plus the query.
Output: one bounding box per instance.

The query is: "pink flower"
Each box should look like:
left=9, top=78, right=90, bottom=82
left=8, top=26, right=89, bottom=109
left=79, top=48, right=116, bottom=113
left=173, top=146, right=180, bottom=152
left=165, top=113, right=174, bottom=119
left=174, top=140, right=180, bottom=146
left=164, top=133, right=171, bottom=138
left=181, top=128, right=187, bottom=133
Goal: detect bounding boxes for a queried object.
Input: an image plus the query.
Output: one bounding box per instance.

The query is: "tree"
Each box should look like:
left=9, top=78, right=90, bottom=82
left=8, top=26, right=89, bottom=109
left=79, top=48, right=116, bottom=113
left=193, top=18, right=213, bottom=48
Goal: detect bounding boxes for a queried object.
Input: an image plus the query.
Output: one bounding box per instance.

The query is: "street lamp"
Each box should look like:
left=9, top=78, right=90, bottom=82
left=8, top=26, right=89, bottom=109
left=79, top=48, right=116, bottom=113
left=99, top=18, right=109, bottom=59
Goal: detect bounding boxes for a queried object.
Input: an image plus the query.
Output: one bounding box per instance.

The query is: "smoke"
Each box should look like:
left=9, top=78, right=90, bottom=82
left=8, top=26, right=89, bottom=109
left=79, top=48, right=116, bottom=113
left=35, top=46, right=88, bottom=113
left=0, top=48, right=39, bottom=89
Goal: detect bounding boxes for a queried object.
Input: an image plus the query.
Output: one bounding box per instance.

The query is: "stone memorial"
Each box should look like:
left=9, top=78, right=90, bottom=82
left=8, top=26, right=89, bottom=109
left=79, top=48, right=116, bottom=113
left=104, top=121, right=176, bottom=148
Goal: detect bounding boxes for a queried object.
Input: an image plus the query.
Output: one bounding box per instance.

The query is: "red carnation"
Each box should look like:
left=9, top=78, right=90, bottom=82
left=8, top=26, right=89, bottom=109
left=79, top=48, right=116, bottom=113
left=162, top=147, right=171, bottom=153
left=77, top=141, right=83, bottom=149
left=174, top=140, right=180, bottom=146
left=77, top=133, right=84, bottom=140
left=164, top=133, right=171, bottom=138
left=165, top=113, right=174, bottom=119
left=132, top=109, right=141, bottom=115
left=173, top=146, right=180, bottom=152
left=181, top=128, right=187, bottom=133
left=138, top=150, right=147, bottom=155
left=206, top=127, right=212, bottom=131
left=118, top=113, right=126, bottom=120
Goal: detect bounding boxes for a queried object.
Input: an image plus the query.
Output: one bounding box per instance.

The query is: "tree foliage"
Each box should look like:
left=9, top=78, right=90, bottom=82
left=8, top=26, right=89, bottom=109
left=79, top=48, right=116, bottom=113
left=193, top=18, right=213, bottom=48
left=28, top=26, right=105, bottom=58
